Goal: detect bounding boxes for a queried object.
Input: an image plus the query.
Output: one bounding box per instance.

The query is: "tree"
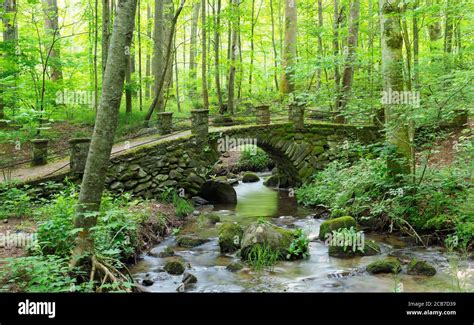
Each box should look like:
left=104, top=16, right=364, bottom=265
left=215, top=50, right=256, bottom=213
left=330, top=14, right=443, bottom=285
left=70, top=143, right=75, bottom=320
left=336, top=0, right=360, bottom=122
left=189, top=1, right=200, bottom=97
left=380, top=0, right=413, bottom=178
left=102, top=0, right=111, bottom=75
left=280, top=0, right=297, bottom=95
left=227, top=0, right=239, bottom=114
left=201, top=0, right=209, bottom=109
left=70, top=0, right=138, bottom=267
left=212, top=0, right=224, bottom=113
left=42, top=0, right=63, bottom=81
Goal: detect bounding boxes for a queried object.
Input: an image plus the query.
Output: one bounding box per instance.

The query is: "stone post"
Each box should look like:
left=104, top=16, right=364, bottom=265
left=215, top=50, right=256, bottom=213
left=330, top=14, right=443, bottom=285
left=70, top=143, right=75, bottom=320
left=256, top=105, right=270, bottom=125
left=69, top=138, right=91, bottom=174
left=157, top=112, right=173, bottom=135
left=289, top=104, right=305, bottom=130
left=191, top=109, right=209, bottom=141
left=30, top=139, right=49, bottom=166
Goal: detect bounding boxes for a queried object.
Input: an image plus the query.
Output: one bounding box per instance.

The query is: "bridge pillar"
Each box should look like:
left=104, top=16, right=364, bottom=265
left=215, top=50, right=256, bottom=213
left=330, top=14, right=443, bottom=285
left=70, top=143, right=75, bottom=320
left=30, top=139, right=49, bottom=166
left=69, top=138, right=91, bottom=175
left=256, top=105, right=270, bottom=125
left=289, top=104, right=305, bottom=130
left=157, top=112, right=173, bottom=135
left=191, top=109, right=209, bottom=141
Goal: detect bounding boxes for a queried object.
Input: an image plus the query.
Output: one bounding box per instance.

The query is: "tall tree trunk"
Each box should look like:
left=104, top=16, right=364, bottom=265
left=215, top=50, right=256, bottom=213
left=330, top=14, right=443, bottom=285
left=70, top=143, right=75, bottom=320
left=213, top=0, right=224, bottom=113
left=248, top=0, right=255, bottom=91
left=269, top=0, right=279, bottom=91
left=1, top=0, right=18, bottom=122
left=70, top=0, right=138, bottom=266
left=332, top=0, right=341, bottom=112
left=280, top=0, right=297, bottom=95
left=125, top=53, right=133, bottom=114
left=316, top=0, right=323, bottom=90
left=336, top=0, right=360, bottom=122
left=174, top=34, right=181, bottom=112
left=42, top=0, right=63, bottom=81
left=380, top=0, right=413, bottom=178
left=443, top=0, right=454, bottom=71
left=413, top=0, right=419, bottom=89
left=102, top=0, right=111, bottom=75
left=189, top=1, right=200, bottom=97
left=227, top=0, right=239, bottom=115
left=201, top=0, right=209, bottom=109
left=137, top=0, right=143, bottom=111
left=145, top=4, right=151, bottom=98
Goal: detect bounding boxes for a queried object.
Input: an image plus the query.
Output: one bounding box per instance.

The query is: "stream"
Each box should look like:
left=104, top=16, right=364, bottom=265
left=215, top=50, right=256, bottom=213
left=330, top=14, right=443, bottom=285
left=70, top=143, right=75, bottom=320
left=131, top=172, right=474, bottom=292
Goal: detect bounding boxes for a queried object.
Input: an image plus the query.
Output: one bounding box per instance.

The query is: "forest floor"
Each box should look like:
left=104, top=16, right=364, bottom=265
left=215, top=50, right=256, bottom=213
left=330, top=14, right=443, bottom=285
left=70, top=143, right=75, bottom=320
left=0, top=218, right=37, bottom=260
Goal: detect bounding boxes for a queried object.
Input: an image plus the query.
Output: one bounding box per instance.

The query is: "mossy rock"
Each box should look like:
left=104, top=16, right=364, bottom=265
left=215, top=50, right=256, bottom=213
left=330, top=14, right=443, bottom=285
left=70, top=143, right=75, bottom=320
left=318, top=216, right=357, bottom=240
left=240, top=221, right=294, bottom=260
left=263, top=175, right=279, bottom=187
left=205, top=213, right=221, bottom=224
left=226, top=262, right=244, bottom=272
left=328, top=240, right=380, bottom=258
left=407, top=259, right=437, bottom=276
left=218, top=222, right=243, bottom=253
left=157, top=246, right=174, bottom=258
left=366, top=259, right=401, bottom=274
left=242, top=172, right=260, bottom=183
left=163, top=258, right=185, bottom=275
left=176, top=235, right=208, bottom=248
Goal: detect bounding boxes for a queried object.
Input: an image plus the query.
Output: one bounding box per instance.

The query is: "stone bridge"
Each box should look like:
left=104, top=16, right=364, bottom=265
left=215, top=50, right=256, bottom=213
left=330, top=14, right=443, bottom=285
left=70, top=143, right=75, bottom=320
left=103, top=109, right=381, bottom=198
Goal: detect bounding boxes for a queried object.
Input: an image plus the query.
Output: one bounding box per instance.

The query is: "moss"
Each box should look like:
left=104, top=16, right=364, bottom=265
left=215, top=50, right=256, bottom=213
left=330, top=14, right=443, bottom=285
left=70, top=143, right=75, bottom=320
left=157, top=246, right=174, bottom=258
left=176, top=235, right=208, bottom=248
left=328, top=240, right=380, bottom=258
left=226, top=262, right=244, bottom=272
left=163, top=258, right=185, bottom=275
left=318, top=216, right=357, bottom=240
left=242, top=172, right=260, bottom=183
left=366, top=259, right=401, bottom=274
left=205, top=213, right=221, bottom=224
left=407, top=259, right=437, bottom=276
left=218, top=222, right=243, bottom=253
left=263, top=175, right=279, bottom=187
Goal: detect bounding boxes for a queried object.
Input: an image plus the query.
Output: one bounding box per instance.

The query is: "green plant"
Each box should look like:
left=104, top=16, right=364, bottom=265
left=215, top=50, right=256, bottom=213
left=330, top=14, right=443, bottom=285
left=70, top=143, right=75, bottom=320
left=245, top=244, right=279, bottom=272
left=286, top=229, right=310, bottom=260
left=159, top=187, right=193, bottom=218
left=237, top=146, right=273, bottom=172
left=0, top=186, right=33, bottom=219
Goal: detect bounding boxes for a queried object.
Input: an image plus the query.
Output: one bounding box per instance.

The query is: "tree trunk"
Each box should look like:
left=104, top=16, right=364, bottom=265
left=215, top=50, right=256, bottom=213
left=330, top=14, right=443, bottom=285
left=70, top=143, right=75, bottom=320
left=125, top=53, right=132, bottom=114
left=145, top=4, right=152, bottom=98
left=189, top=1, right=200, bottom=97
left=227, top=0, right=239, bottom=115
left=42, top=0, right=63, bottom=81
left=201, top=0, right=209, bottom=109
left=280, top=0, right=297, bottom=95
left=213, top=0, right=224, bottom=113
left=70, top=0, right=137, bottom=266
left=413, top=0, right=419, bottom=89
left=102, top=0, right=111, bottom=75
left=336, top=0, right=360, bottom=122
left=332, top=0, right=341, bottom=112
left=137, top=0, right=142, bottom=111
left=380, top=0, right=413, bottom=178
left=270, top=0, right=279, bottom=91
left=316, top=0, right=323, bottom=90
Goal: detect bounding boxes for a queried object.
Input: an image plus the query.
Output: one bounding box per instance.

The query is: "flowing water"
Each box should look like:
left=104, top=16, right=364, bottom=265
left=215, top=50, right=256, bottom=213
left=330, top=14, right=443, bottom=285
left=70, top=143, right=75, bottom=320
left=131, top=173, right=474, bottom=292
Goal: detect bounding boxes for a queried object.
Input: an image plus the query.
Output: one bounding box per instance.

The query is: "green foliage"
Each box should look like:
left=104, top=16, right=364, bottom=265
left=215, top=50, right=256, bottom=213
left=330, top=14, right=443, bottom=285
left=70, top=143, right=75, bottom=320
left=286, top=229, right=310, bottom=260
left=245, top=244, right=279, bottom=272
left=237, top=146, right=273, bottom=172
left=160, top=187, right=193, bottom=218
left=0, top=255, right=90, bottom=293
left=0, top=186, right=32, bottom=219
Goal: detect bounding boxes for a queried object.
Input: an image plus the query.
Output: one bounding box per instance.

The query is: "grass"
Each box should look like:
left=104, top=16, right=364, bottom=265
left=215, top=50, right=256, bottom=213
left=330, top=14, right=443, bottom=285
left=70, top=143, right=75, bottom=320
left=246, top=244, right=280, bottom=272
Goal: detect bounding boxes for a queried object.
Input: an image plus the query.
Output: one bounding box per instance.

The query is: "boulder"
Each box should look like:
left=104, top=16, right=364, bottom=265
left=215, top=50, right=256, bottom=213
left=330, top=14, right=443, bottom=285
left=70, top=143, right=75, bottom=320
left=318, top=216, right=357, bottom=240
left=199, top=180, right=237, bottom=204
left=240, top=221, right=294, bottom=260
left=328, top=240, right=380, bottom=258
left=218, top=222, right=243, bottom=253
left=366, top=259, right=401, bottom=274
left=263, top=175, right=279, bottom=187
left=163, top=258, right=185, bottom=275
left=407, top=259, right=437, bottom=276
left=242, top=172, right=260, bottom=183
left=182, top=271, right=197, bottom=285
left=192, top=196, right=209, bottom=206
left=176, top=235, right=208, bottom=248
left=226, top=262, right=244, bottom=272
left=157, top=246, right=174, bottom=258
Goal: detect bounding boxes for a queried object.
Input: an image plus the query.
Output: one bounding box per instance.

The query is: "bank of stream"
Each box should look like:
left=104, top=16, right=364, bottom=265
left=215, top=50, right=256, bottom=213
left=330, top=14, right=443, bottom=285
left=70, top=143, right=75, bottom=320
left=131, top=172, right=473, bottom=292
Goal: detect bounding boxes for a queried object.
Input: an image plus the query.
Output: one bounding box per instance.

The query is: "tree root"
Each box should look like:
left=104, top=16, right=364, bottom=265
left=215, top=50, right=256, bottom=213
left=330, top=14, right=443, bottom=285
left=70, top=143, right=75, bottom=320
left=90, top=255, right=133, bottom=292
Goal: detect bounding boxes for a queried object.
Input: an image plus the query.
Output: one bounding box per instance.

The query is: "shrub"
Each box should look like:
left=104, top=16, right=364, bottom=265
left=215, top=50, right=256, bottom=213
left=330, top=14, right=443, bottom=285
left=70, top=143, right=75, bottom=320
left=237, top=146, right=273, bottom=172
left=286, top=229, right=310, bottom=260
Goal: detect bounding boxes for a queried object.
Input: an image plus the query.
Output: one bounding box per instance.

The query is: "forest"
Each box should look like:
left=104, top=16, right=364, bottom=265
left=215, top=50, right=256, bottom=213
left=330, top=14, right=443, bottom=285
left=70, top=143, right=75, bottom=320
left=0, top=0, right=472, bottom=294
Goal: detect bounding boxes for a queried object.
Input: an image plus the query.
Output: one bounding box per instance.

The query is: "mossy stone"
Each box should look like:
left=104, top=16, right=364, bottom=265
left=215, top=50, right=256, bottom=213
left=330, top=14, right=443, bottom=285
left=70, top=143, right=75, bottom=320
left=366, top=259, right=401, bottom=274
left=176, top=235, right=208, bottom=248
left=218, top=222, right=243, bottom=253
left=157, top=246, right=174, bottom=258
left=318, top=216, right=357, bottom=240
left=240, top=222, right=294, bottom=260
left=242, top=172, right=260, bottom=183
left=226, top=262, right=244, bottom=272
left=407, top=259, right=437, bottom=276
left=163, top=258, right=185, bottom=275
left=263, top=175, right=279, bottom=187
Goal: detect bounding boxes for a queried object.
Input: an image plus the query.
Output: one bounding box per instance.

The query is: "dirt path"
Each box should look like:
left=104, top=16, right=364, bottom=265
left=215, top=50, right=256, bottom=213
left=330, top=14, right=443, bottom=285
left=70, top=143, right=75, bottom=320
left=1, top=130, right=192, bottom=184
